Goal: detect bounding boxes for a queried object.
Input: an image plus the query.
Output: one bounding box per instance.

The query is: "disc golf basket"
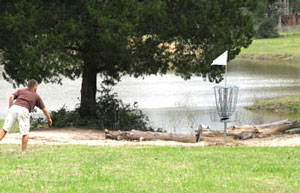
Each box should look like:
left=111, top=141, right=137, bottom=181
left=210, top=85, right=239, bottom=142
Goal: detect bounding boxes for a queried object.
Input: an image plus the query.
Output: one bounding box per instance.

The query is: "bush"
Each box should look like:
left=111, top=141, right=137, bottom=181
left=257, top=17, right=279, bottom=38
left=30, top=117, right=47, bottom=129
left=95, top=87, right=154, bottom=131
left=50, top=87, right=155, bottom=131
left=30, top=109, right=49, bottom=129
left=50, top=105, right=86, bottom=127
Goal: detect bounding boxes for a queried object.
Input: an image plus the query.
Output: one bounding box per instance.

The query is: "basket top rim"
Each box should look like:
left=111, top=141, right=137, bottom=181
left=213, top=85, right=239, bottom=88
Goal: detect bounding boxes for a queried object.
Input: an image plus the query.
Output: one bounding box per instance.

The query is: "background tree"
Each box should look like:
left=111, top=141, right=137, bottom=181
left=253, top=0, right=300, bottom=37
left=0, top=0, right=258, bottom=117
left=252, top=0, right=282, bottom=38
left=286, top=0, right=300, bottom=13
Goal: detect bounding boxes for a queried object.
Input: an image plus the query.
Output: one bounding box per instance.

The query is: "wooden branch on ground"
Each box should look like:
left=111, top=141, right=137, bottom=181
left=104, top=120, right=300, bottom=143
left=227, top=119, right=300, bottom=140
left=105, top=129, right=197, bottom=143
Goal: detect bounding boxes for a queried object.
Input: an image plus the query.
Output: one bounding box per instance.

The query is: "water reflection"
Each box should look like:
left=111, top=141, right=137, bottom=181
left=0, top=59, right=299, bottom=133
left=143, top=107, right=289, bottom=134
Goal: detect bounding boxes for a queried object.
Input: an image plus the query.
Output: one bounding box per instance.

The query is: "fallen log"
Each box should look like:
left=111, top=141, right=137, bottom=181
left=105, top=129, right=197, bottom=143
left=104, top=120, right=300, bottom=143
left=284, top=128, right=300, bottom=135
left=227, top=119, right=300, bottom=139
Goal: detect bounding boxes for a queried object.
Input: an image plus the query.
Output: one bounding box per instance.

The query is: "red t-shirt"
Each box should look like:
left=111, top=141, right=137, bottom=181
left=13, top=88, right=45, bottom=113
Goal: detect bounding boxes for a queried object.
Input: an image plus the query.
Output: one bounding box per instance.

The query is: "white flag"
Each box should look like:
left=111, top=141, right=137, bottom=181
left=211, top=51, right=228, bottom=65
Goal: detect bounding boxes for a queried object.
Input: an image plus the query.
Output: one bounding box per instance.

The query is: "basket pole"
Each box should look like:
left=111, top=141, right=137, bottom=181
left=224, top=122, right=227, bottom=143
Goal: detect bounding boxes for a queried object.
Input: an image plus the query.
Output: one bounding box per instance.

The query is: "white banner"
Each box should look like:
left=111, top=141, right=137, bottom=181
left=211, top=51, right=228, bottom=66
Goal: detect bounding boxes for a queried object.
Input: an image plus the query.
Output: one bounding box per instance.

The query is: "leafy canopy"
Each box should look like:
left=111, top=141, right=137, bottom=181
left=0, top=0, right=258, bottom=87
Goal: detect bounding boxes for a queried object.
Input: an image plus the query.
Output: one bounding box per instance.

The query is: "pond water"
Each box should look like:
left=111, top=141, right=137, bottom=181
left=1, top=58, right=300, bottom=133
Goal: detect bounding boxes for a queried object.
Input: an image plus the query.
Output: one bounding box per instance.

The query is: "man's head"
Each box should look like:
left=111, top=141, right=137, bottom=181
left=27, top=79, right=38, bottom=92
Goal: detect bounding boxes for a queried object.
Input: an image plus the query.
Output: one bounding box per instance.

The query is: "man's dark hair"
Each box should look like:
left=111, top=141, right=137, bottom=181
left=27, top=79, right=38, bottom=89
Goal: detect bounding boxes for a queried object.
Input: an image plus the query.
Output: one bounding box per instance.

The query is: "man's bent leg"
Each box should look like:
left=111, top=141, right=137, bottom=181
left=22, top=135, right=29, bottom=153
left=0, top=129, right=7, bottom=141
left=18, top=107, right=30, bottom=153
left=1, top=106, right=18, bottom=141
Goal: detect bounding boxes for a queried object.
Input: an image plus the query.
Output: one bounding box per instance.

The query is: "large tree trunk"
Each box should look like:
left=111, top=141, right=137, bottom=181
left=278, top=14, right=282, bottom=32
left=80, top=59, right=97, bottom=117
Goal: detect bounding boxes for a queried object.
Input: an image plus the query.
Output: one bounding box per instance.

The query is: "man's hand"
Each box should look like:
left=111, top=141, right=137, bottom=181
left=48, top=118, right=53, bottom=127
left=42, top=107, right=52, bottom=127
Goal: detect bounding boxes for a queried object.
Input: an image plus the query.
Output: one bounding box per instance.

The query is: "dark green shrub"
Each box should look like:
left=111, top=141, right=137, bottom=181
left=95, top=87, right=153, bottom=131
left=30, top=116, right=47, bottom=129
left=257, top=17, right=279, bottom=38
left=30, top=109, right=49, bottom=129
left=49, top=87, right=155, bottom=131
left=50, top=105, right=86, bottom=127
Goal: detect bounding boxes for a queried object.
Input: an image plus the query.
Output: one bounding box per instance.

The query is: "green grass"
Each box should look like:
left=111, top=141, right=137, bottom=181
left=1, top=145, right=300, bottom=192
left=246, top=95, right=300, bottom=114
left=0, top=120, right=19, bottom=133
left=239, top=33, right=300, bottom=61
left=280, top=25, right=300, bottom=35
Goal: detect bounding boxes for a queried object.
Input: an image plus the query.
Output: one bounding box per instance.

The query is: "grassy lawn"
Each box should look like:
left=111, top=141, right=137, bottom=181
left=0, top=145, right=300, bottom=193
left=0, top=120, right=19, bottom=133
left=246, top=95, right=300, bottom=114
left=239, top=33, right=300, bottom=61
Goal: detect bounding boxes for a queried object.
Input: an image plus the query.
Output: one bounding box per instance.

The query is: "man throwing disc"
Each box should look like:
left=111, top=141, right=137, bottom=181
left=0, top=79, right=52, bottom=154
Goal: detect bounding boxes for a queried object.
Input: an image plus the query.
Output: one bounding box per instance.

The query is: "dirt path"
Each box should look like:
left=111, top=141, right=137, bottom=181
left=1, top=127, right=300, bottom=147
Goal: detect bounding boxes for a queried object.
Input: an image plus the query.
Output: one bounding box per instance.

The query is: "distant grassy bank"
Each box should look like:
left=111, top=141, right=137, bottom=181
left=240, top=31, right=300, bottom=116
left=246, top=95, right=300, bottom=115
left=238, top=33, right=300, bottom=62
left=1, top=145, right=300, bottom=192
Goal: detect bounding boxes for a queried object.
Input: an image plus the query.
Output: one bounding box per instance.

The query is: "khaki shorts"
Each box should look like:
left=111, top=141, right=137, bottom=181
left=3, top=105, right=31, bottom=135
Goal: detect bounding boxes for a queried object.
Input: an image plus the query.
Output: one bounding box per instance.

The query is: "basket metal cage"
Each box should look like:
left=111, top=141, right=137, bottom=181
left=213, top=85, right=239, bottom=119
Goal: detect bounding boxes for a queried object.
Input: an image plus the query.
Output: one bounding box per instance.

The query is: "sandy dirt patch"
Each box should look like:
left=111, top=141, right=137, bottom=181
left=1, top=127, right=300, bottom=147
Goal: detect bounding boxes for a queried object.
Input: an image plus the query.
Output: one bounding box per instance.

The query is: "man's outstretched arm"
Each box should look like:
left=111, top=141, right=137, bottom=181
left=42, top=107, right=52, bottom=126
